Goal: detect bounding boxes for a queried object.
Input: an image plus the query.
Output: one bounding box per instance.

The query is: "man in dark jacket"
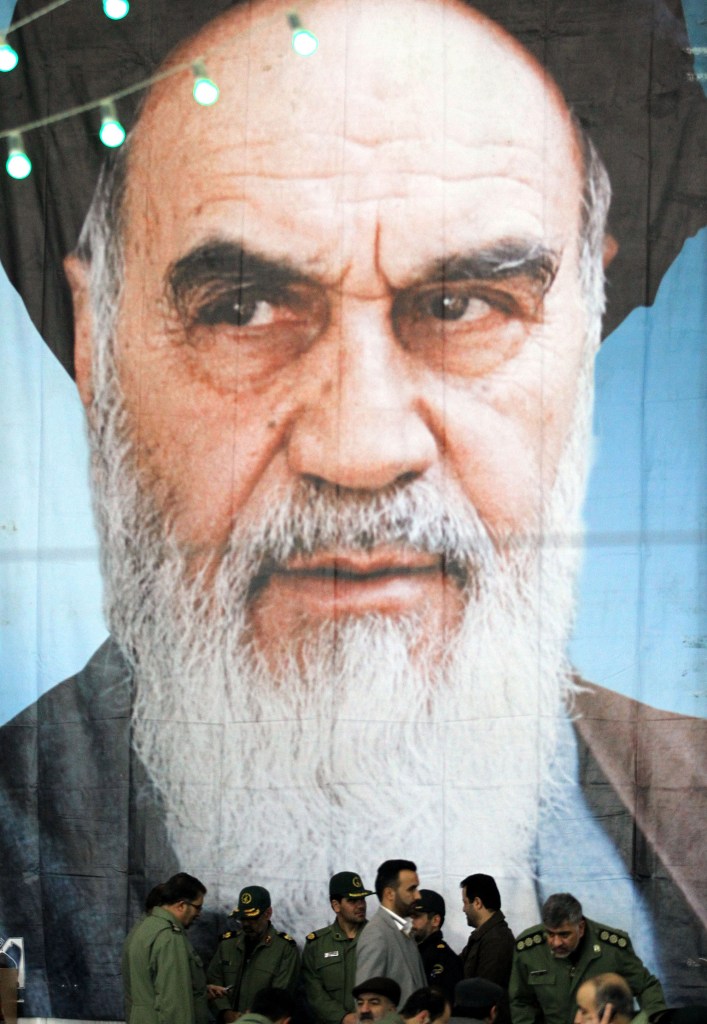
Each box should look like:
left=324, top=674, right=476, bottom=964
left=411, top=891, right=463, bottom=1004
left=459, top=876, right=514, bottom=989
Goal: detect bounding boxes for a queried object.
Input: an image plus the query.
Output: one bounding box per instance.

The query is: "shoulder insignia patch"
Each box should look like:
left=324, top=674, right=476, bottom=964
left=436, top=942, right=447, bottom=949
left=220, top=930, right=234, bottom=940
left=280, top=932, right=296, bottom=943
left=306, top=932, right=317, bottom=941
left=517, top=930, right=544, bottom=952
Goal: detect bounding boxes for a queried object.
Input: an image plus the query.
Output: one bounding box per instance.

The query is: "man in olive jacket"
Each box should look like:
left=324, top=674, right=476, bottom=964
left=122, top=873, right=210, bottom=1024
left=509, top=893, right=665, bottom=1024
left=208, top=886, right=300, bottom=1023
left=303, top=871, right=374, bottom=1024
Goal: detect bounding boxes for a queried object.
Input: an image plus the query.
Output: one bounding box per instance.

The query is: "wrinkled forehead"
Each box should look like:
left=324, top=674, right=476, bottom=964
left=122, top=0, right=583, bottom=262
left=135, top=1, right=578, bottom=163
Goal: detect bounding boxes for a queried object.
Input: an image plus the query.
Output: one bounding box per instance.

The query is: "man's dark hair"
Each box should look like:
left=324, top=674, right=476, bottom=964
left=452, top=979, right=504, bottom=1021
left=591, top=977, right=634, bottom=1019
left=251, top=987, right=294, bottom=1022
left=541, top=893, right=583, bottom=928
left=375, top=860, right=417, bottom=901
left=401, top=987, right=449, bottom=1022
left=453, top=1002, right=494, bottom=1021
left=460, top=874, right=501, bottom=911
left=148, top=872, right=206, bottom=909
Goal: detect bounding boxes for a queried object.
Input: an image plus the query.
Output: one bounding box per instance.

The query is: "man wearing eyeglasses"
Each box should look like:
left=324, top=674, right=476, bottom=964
left=122, top=872, right=218, bottom=1024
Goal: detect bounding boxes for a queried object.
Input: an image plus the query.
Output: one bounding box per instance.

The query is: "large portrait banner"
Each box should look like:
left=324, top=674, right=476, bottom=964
left=0, top=0, right=705, bottom=1020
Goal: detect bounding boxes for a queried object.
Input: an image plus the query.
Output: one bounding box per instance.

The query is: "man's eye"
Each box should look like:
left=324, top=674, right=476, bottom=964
left=393, top=280, right=533, bottom=377
left=193, top=290, right=277, bottom=328
left=427, top=292, right=493, bottom=322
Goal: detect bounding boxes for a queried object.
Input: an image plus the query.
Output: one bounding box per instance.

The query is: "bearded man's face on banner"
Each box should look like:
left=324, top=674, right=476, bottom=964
left=63, top=0, right=609, bottom=911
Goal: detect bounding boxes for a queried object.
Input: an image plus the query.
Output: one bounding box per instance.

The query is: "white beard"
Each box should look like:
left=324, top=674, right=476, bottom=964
left=87, top=335, right=594, bottom=946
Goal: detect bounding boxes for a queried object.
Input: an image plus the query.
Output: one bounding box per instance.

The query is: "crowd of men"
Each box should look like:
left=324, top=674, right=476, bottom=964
left=122, top=860, right=703, bottom=1024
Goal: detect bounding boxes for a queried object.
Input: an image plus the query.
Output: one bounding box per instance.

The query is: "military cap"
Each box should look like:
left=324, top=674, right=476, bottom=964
left=329, top=871, right=373, bottom=900
left=235, top=885, right=271, bottom=918
left=413, top=889, right=445, bottom=919
left=352, top=977, right=401, bottom=1006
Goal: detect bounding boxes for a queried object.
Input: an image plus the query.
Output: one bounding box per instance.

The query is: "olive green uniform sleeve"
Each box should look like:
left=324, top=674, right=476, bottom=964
left=508, top=936, right=543, bottom=1024
left=608, top=934, right=665, bottom=1018
left=207, top=934, right=243, bottom=1018
left=122, top=908, right=198, bottom=1024
left=267, top=933, right=301, bottom=996
left=148, top=928, right=196, bottom=1024
left=302, top=927, right=358, bottom=1024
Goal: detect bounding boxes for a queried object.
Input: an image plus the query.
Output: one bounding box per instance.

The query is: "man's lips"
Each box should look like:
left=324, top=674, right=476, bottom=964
left=283, top=549, right=443, bottom=581
left=248, top=548, right=457, bottom=616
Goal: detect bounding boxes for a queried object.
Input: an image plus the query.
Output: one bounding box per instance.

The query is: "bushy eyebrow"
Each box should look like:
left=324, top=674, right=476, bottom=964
left=420, top=240, right=560, bottom=294
left=167, top=237, right=561, bottom=311
left=168, top=240, right=310, bottom=309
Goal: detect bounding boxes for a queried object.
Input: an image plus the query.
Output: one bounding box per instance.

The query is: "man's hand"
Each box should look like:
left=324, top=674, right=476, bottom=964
left=342, top=1013, right=358, bottom=1024
left=207, top=985, right=230, bottom=1000
left=599, top=1004, right=615, bottom=1024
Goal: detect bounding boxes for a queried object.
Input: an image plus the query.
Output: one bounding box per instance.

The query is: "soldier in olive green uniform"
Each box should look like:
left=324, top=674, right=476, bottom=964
left=208, top=885, right=300, bottom=1023
left=509, top=893, right=665, bottom=1024
left=302, top=872, right=374, bottom=1024
left=122, top=872, right=210, bottom=1024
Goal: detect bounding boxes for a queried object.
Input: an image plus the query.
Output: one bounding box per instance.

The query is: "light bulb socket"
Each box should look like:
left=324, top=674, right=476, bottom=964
left=99, top=101, right=126, bottom=147
left=191, top=61, right=220, bottom=106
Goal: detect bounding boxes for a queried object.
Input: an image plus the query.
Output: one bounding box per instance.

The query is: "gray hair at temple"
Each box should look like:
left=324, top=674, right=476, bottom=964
left=541, top=892, right=584, bottom=928
left=72, top=81, right=612, bottom=364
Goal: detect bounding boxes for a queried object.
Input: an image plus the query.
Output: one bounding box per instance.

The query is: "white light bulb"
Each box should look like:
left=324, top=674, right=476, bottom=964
left=7, top=148, right=32, bottom=179
left=102, top=0, right=130, bottom=21
left=193, top=76, right=220, bottom=106
left=99, top=118, right=126, bottom=148
left=292, top=28, right=318, bottom=56
left=0, top=40, right=19, bottom=72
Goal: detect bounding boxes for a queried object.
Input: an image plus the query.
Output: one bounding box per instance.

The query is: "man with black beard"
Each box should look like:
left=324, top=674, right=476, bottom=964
left=0, top=0, right=705, bottom=1020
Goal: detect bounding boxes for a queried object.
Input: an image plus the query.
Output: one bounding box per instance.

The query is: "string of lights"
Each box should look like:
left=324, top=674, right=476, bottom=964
left=0, top=0, right=130, bottom=73
left=1, top=2, right=317, bottom=177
